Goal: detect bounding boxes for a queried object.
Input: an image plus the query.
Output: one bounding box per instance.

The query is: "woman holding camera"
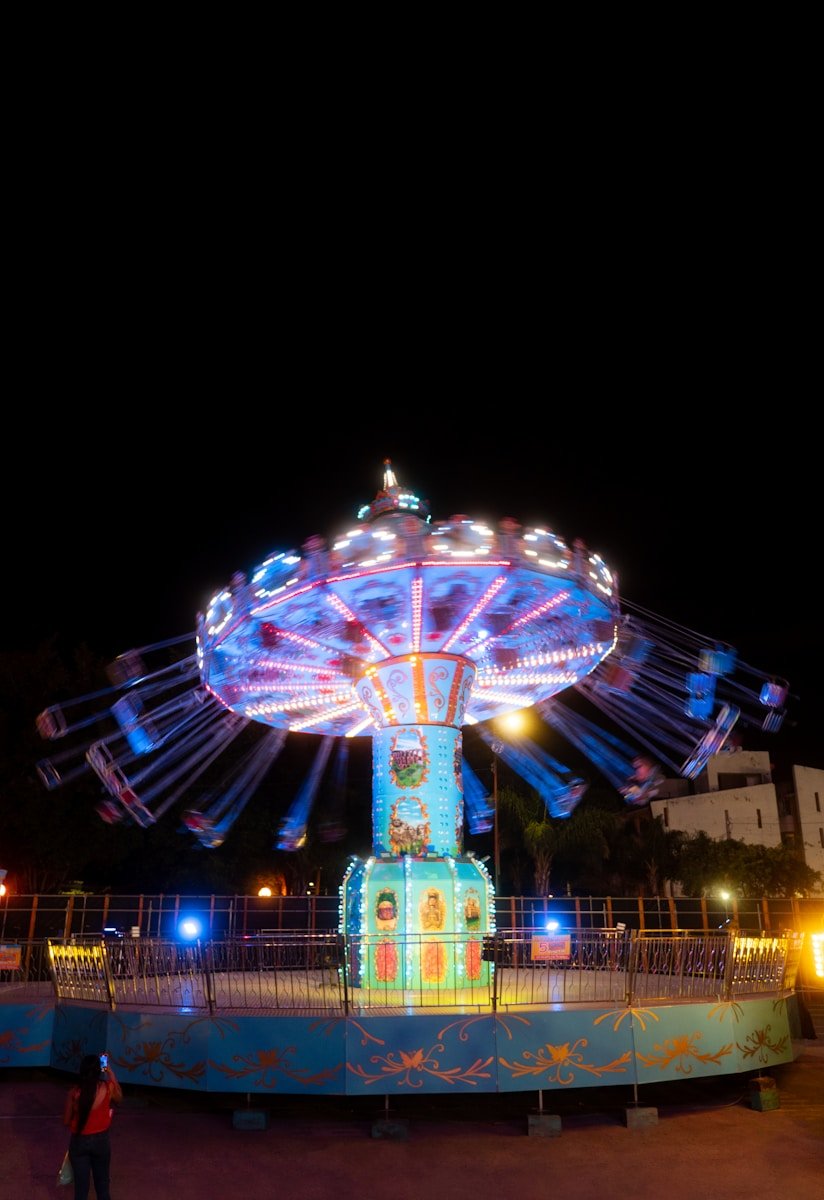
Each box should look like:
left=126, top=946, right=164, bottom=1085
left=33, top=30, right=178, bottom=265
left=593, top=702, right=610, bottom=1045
left=63, top=1054, right=123, bottom=1200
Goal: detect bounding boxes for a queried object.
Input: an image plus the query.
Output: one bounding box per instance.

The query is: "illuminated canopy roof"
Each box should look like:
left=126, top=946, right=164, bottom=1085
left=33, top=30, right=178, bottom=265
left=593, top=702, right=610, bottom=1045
left=198, top=463, right=620, bottom=735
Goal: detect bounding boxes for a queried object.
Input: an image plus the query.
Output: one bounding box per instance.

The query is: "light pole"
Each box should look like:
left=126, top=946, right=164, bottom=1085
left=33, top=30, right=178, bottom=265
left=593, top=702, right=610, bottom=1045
left=489, top=713, right=524, bottom=897
left=490, top=747, right=501, bottom=894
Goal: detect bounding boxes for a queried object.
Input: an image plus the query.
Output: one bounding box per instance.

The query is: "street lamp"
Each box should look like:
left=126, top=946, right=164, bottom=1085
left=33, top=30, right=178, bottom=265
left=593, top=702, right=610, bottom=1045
left=490, top=741, right=503, bottom=893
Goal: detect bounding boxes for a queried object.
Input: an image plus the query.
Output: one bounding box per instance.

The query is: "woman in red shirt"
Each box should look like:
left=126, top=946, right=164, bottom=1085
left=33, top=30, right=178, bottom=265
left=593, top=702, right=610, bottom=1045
left=62, top=1054, right=123, bottom=1200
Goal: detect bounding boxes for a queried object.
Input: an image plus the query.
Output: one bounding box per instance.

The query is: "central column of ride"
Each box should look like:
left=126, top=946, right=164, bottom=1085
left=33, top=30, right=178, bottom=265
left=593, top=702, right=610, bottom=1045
left=341, top=652, right=492, bottom=992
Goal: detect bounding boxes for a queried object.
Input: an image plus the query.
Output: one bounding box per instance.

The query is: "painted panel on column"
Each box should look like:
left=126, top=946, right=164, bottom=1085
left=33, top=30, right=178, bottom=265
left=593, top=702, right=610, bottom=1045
left=103, top=1011, right=212, bottom=1091
left=50, top=1005, right=108, bottom=1074
left=632, top=996, right=794, bottom=1084
left=205, top=1014, right=347, bottom=1094
left=495, top=1008, right=636, bottom=1093
left=373, top=725, right=463, bottom=857
left=345, top=1013, right=498, bottom=1095
left=0, top=1003, right=54, bottom=1068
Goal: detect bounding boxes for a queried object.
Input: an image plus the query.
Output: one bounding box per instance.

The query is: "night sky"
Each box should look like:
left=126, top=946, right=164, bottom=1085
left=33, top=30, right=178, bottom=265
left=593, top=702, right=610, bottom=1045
left=4, top=412, right=820, bottom=778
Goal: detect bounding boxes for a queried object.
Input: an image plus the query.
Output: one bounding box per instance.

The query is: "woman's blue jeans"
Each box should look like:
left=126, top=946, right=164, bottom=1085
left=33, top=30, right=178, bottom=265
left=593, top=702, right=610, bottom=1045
left=69, top=1129, right=112, bottom=1200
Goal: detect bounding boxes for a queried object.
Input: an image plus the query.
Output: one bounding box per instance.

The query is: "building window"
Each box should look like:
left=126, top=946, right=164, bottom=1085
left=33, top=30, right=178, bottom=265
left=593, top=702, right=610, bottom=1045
left=816, top=791, right=821, bottom=813
left=757, top=808, right=762, bottom=829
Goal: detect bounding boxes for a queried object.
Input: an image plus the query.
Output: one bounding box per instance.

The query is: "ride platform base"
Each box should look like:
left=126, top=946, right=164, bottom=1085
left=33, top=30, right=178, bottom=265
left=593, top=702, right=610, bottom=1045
left=372, top=1118, right=409, bottom=1140
left=232, top=1109, right=268, bottom=1130
left=528, top=1113, right=562, bottom=1137
left=624, top=1105, right=658, bottom=1128
left=749, top=1077, right=780, bottom=1111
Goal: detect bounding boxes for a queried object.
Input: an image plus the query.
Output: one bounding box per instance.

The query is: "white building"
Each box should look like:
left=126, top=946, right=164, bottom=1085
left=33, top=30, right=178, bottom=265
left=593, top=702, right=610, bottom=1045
left=649, top=751, right=823, bottom=893
left=790, top=765, right=824, bottom=884
left=650, top=750, right=783, bottom=847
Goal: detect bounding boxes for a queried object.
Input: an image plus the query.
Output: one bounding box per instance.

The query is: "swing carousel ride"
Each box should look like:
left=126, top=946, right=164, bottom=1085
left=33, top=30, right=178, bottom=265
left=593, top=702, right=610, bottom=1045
left=36, top=462, right=789, bottom=992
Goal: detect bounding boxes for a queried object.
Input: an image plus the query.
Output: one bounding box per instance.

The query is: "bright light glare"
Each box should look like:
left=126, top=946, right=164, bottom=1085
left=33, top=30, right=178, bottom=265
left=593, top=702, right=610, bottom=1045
left=811, top=933, right=824, bottom=979
left=545, top=919, right=559, bottom=932
left=178, top=918, right=202, bottom=941
left=499, top=711, right=525, bottom=734
left=258, top=886, right=272, bottom=898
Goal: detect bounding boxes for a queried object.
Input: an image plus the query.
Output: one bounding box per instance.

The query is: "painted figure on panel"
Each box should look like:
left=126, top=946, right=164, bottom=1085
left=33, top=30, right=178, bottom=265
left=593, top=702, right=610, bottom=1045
left=419, top=888, right=446, bottom=932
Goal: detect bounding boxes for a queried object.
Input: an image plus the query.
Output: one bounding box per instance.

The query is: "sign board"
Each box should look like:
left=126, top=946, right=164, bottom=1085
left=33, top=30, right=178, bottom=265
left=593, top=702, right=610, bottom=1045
left=0, top=944, right=22, bottom=970
left=530, top=934, right=571, bottom=961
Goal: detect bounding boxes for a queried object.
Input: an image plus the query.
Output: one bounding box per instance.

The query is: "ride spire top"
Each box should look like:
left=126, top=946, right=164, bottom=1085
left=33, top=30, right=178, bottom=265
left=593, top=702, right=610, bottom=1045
left=357, top=460, right=431, bottom=524
left=383, top=458, right=398, bottom=490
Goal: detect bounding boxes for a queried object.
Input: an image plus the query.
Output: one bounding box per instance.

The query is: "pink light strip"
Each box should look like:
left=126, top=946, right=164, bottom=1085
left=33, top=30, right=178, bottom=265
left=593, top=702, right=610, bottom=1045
left=323, top=560, right=512, bottom=585
left=506, top=589, right=571, bottom=632
left=248, top=658, right=348, bottom=679
left=277, top=629, right=331, bottom=653
left=233, top=684, right=353, bottom=697
left=411, top=577, right=423, bottom=653
left=474, top=642, right=605, bottom=673
left=325, top=593, right=390, bottom=657
left=476, top=671, right=579, bottom=688
left=250, top=578, right=322, bottom=616
left=345, top=714, right=377, bottom=737
left=441, top=576, right=508, bottom=653
left=289, top=700, right=365, bottom=732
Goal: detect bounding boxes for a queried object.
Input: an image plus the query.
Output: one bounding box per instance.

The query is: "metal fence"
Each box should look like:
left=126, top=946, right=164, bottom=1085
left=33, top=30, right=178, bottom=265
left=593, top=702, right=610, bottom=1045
left=0, top=939, right=50, bottom=987
left=3, top=892, right=823, bottom=943
left=14, top=929, right=798, bottom=1015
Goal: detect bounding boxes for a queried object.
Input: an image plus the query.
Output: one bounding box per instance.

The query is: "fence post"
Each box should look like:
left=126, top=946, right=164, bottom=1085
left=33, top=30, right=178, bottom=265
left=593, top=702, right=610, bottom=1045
left=626, top=931, right=638, bottom=1005
left=203, top=940, right=216, bottom=1014
left=63, top=896, right=75, bottom=941
left=340, top=933, right=349, bottom=1015
left=100, top=941, right=117, bottom=1010
left=23, top=898, right=39, bottom=981
left=722, top=931, right=735, bottom=1000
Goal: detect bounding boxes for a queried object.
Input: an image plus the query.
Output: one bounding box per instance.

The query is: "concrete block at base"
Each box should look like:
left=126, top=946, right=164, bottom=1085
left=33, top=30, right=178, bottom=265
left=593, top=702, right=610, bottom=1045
left=233, top=1109, right=269, bottom=1130
left=749, top=1078, right=780, bottom=1111
left=528, top=1113, right=562, bottom=1137
left=624, top=1105, right=658, bottom=1129
left=372, top=1119, right=409, bottom=1140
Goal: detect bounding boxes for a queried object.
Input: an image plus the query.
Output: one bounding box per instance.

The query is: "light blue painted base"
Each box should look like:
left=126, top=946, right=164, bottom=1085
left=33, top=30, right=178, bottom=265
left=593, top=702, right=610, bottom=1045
left=0, top=995, right=796, bottom=1097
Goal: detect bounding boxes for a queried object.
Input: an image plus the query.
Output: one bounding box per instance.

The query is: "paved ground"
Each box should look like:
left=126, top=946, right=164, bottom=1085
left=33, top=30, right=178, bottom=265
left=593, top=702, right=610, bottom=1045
left=2, top=1043, right=822, bottom=1200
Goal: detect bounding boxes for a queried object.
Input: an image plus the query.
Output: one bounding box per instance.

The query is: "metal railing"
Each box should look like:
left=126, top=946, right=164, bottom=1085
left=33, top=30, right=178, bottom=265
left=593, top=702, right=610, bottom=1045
left=0, top=940, right=50, bottom=989
left=11, top=929, right=798, bottom=1015
left=3, top=892, right=823, bottom=942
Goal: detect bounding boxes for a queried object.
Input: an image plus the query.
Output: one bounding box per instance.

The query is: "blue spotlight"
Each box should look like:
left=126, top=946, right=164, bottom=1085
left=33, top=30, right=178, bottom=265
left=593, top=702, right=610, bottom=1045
left=178, top=917, right=202, bottom=941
